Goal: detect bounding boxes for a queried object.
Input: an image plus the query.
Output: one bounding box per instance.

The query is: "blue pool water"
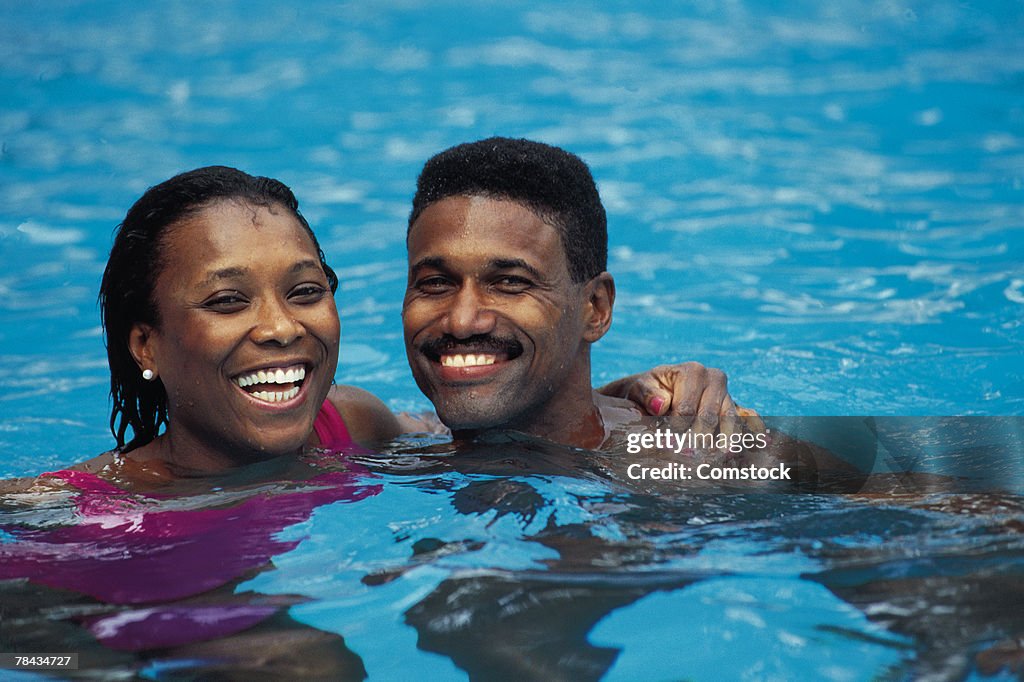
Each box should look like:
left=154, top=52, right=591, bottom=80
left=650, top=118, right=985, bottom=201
left=1, top=1, right=1023, bottom=679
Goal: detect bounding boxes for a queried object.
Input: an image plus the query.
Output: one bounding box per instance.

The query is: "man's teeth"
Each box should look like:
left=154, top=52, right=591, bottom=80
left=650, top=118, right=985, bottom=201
left=251, top=386, right=300, bottom=403
left=441, top=354, right=497, bottom=368
left=236, top=367, right=306, bottom=388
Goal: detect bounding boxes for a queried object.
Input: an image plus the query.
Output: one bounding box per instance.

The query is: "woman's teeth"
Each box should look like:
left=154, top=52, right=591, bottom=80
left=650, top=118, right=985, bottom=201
left=236, top=367, right=306, bottom=388
left=235, top=366, right=305, bottom=402
left=251, top=386, right=300, bottom=403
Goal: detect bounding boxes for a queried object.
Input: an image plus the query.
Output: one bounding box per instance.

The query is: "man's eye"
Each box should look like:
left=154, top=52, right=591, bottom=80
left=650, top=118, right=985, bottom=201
left=494, top=276, right=532, bottom=293
left=290, top=284, right=328, bottom=303
left=416, top=277, right=452, bottom=293
left=203, top=292, right=249, bottom=312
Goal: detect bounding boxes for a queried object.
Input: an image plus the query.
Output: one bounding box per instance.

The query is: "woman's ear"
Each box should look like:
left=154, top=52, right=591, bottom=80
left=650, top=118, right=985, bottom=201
left=128, top=323, right=159, bottom=377
left=582, top=272, right=615, bottom=343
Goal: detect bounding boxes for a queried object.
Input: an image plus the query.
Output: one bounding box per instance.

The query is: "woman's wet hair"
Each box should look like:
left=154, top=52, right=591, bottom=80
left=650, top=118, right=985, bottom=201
left=409, top=137, right=607, bottom=283
left=100, top=165, right=337, bottom=451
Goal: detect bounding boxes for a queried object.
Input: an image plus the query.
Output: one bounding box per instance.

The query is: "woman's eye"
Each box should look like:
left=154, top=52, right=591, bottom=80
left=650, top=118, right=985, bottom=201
left=290, top=284, right=328, bottom=303
left=203, top=292, right=249, bottom=312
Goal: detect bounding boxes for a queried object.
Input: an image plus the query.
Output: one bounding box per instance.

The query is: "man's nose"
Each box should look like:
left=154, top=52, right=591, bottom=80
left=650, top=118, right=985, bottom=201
left=443, top=285, right=496, bottom=339
left=251, top=297, right=304, bottom=346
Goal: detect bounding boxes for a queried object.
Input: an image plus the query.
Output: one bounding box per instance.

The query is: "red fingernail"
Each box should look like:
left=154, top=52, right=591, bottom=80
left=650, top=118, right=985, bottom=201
left=650, top=397, right=666, bottom=414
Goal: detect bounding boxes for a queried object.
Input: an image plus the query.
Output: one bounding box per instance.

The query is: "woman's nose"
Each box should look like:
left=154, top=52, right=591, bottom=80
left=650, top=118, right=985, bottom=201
left=251, top=298, right=304, bottom=346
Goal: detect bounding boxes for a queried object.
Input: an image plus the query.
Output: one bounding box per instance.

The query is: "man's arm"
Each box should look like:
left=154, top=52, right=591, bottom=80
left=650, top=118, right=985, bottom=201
left=597, top=361, right=762, bottom=433
left=395, top=411, right=449, bottom=435
left=332, top=361, right=760, bottom=444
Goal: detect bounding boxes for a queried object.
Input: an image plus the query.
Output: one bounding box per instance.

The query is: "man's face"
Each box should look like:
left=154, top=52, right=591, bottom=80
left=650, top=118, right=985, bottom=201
left=402, top=195, right=598, bottom=434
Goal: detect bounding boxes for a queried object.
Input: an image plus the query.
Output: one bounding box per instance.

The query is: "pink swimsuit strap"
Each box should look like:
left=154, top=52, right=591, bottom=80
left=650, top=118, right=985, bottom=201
left=38, top=469, right=125, bottom=494
left=313, top=398, right=355, bottom=450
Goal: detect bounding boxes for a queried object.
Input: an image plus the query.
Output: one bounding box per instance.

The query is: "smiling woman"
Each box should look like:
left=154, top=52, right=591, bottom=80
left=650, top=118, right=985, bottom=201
left=15, top=166, right=404, bottom=486
left=0, top=167, right=406, bottom=670
left=122, top=200, right=345, bottom=469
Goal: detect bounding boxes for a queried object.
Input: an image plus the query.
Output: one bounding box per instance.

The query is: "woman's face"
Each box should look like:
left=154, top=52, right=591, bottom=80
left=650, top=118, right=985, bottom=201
left=132, top=200, right=340, bottom=464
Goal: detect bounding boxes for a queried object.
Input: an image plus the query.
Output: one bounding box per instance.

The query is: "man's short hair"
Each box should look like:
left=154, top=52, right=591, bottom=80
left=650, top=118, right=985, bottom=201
left=409, top=137, right=607, bottom=282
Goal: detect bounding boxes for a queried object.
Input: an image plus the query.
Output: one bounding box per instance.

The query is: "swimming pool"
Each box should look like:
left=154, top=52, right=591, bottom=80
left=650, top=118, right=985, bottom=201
left=1, top=1, right=1022, bottom=679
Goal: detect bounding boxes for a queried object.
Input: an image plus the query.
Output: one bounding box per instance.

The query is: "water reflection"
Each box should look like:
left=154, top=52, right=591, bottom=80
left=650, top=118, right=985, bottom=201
left=251, top=422, right=1023, bottom=679
left=2, top=421, right=1022, bottom=678
left=0, top=451, right=378, bottom=679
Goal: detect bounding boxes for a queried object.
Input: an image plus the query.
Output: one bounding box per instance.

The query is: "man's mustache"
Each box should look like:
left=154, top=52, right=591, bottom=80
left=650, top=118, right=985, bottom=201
left=419, top=334, right=524, bottom=360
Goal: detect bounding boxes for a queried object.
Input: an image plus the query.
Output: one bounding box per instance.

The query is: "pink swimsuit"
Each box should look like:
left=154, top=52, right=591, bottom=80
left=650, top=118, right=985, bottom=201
left=313, top=398, right=356, bottom=449
left=0, top=400, right=376, bottom=651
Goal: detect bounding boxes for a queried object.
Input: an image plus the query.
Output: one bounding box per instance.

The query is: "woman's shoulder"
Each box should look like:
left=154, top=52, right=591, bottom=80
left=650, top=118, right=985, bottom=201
left=325, top=384, right=402, bottom=446
left=0, top=476, right=37, bottom=495
left=0, top=450, right=120, bottom=496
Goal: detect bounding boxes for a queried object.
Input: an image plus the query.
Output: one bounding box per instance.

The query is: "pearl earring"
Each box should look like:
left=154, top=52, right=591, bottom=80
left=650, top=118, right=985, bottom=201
left=142, top=369, right=156, bottom=381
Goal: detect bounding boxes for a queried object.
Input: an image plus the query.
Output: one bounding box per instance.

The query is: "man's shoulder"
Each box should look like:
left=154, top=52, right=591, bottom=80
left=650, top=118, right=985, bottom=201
left=595, top=391, right=645, bottom=431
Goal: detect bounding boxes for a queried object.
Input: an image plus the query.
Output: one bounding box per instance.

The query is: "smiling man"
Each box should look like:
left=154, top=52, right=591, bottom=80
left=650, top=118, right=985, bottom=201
left=403, top=137, right=731, bottom=449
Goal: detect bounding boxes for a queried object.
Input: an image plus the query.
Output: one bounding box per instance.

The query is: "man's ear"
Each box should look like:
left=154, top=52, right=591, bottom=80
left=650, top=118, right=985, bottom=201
left=128, top=323, right=159, bottom=376
left=582, top=272, right=615, bottom=343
